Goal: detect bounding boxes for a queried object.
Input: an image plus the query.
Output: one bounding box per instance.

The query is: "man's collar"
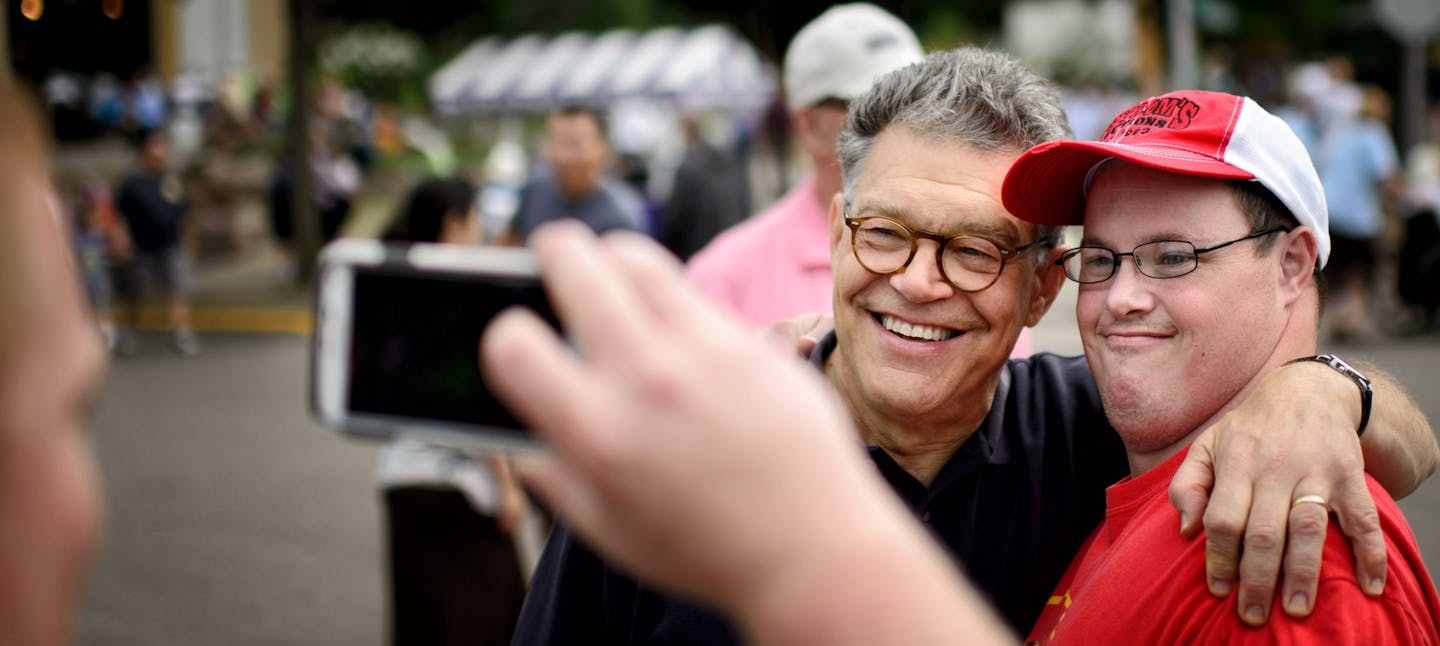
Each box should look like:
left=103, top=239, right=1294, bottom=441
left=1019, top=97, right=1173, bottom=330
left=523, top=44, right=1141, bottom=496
left=808, top=330, right=1014, bottom=472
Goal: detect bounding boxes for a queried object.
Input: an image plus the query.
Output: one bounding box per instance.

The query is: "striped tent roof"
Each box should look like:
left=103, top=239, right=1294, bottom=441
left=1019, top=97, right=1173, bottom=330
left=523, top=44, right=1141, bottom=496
left=429, top=25, right=776, bottom=116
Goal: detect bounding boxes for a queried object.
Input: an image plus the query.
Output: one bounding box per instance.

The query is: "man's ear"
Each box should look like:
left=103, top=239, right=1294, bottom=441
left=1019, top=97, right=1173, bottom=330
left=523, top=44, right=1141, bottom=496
left=1278, top=227, right=1319, bottom=305
left=1025, top=247, right=1066, bottom=328
left=828, top=192, right=846, bottom=248
left=792, top=106, right=831, bottom=161
left=792, top=106, right=816, bottom=152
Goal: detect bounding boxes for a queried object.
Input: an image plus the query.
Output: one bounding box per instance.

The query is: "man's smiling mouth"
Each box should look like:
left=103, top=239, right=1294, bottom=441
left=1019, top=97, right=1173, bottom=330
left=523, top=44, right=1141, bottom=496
left=875, top=313, right=961, bottom=342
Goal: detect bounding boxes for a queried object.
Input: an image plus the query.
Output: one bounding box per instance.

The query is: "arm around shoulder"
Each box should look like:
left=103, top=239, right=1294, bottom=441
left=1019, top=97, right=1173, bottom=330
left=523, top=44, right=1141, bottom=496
left=1352, top=361, right=1438, bottom=499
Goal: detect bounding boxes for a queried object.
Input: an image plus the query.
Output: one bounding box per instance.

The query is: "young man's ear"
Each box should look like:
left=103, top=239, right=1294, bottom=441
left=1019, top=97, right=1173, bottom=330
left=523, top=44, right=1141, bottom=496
left=1025, top=246, right=1066, bottom=328
left=793, top=106, right=823, bottom=160
left=1278, top=227, right=1320, bottom=305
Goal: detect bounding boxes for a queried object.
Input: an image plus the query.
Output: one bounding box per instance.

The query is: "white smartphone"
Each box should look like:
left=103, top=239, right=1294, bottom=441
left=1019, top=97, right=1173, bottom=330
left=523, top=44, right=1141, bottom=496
left=311, top=239, right=555, bottom=452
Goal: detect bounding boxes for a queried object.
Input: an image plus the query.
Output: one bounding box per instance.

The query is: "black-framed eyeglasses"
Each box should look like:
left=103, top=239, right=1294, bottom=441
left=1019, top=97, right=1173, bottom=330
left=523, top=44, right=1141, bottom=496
left=843, top=213, right=1047, bottom=293
left=1056, top=228, right=1287, bottom=284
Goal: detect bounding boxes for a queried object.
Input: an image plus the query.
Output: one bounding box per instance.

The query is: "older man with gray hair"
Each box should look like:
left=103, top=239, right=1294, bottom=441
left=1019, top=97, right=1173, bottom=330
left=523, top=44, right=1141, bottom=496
left=507, top=48, right=1435, bottom=645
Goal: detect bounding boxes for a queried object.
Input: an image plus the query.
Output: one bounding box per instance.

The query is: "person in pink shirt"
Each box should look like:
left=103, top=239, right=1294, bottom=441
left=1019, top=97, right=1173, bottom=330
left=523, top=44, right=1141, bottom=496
left=687, top=3, right=920, bottom=327
left=688, top=174, right=834, bottom=327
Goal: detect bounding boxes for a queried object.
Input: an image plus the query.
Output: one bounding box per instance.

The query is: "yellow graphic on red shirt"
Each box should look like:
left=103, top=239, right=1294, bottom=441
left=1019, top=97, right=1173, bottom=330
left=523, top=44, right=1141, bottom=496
left=1027, top=590, right=1072, bottom=645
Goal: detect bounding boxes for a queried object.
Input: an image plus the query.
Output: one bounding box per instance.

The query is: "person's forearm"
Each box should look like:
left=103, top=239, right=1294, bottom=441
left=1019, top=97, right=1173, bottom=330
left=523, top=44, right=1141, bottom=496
left=736, top=495, right=1014, bottom=646
left=1353, top=361, right=1437, bottom=498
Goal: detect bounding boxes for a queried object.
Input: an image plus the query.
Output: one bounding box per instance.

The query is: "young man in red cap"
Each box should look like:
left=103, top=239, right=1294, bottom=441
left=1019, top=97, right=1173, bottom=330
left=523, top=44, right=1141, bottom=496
left=1002, top=90, right=1440, bottom=643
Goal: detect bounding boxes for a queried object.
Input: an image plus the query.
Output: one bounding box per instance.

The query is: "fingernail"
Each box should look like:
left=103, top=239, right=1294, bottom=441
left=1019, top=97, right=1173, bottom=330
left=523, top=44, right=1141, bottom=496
left=1179, top=512, right=1190, bottom=533
left=1209, top=578, right=1232, bottom=596
left=1289, top=593, right=1309, bottom=614
left=1368, top=577, right=1385, bottom=596
left=1244, top=605, right=1266, bottom=625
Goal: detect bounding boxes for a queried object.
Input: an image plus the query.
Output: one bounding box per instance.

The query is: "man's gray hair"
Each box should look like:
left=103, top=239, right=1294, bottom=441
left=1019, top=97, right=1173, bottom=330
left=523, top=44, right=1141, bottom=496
left=838, top=47, right=1072, bottom=245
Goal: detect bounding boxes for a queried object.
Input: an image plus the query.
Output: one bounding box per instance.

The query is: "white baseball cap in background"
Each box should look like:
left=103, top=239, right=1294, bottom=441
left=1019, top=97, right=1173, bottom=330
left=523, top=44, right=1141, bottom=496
left=782, top=3, right=924, bottom=111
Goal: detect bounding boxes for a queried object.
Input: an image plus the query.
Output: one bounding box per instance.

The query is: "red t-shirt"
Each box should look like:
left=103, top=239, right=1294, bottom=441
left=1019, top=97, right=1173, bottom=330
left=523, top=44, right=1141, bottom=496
left=1027, top=448, right=1440, bottom=644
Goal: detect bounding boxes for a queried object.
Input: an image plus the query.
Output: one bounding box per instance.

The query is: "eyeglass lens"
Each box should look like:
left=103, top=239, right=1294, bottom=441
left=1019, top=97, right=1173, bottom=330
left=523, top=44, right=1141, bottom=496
left=1063, top=241, right=1200, bottom=283
left=852, top=218, right=1006, bottom=291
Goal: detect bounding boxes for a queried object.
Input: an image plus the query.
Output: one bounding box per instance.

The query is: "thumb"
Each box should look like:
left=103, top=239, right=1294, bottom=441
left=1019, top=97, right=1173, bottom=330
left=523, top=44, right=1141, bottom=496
left=1170, top=433, right=1218, bottom=537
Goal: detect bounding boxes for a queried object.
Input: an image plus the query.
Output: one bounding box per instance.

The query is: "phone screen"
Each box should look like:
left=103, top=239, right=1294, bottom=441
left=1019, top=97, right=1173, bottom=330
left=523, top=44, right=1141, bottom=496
left=346, top=267, right=556, bottom=435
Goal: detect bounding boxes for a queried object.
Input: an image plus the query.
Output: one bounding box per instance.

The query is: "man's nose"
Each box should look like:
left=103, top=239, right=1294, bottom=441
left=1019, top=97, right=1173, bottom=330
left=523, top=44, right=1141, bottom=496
left=890, top=241, right=955, bottom=303
left=1102, top=256, right=1156, bottom=318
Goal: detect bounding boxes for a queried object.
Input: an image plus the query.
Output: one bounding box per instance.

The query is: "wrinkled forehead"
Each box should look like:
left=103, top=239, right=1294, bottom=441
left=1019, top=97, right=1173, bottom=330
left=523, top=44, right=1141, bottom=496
left=851, top=128, right=1030, bottom=240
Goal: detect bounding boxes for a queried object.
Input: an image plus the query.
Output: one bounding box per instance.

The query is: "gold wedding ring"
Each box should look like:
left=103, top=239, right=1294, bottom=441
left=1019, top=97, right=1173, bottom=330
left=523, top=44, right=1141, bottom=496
left=1292, top=494, right=1330, bottom=510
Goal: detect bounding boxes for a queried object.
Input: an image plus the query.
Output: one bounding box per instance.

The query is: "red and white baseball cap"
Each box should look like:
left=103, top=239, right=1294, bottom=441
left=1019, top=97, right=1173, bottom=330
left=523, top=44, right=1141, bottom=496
left=1002, top=90, right=1330, bottom=267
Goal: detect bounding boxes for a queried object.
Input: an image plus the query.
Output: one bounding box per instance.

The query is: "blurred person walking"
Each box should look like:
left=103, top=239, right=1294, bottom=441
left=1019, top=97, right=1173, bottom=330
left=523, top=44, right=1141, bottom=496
left=510, top=107, right=646, bottom=242
left=655, top=117, right=748, bottom=260
left=686, top=3, right=922, bottom=328
left=1397, top=129, right=1440, bottom=332
left=377, top=177, right=535, bottom=646
left=312, top=124, right=364, bottom=242
left=1315, top=84, right=1402, bottom=341
left=112, top=130, right=200, bottom=356
left=65, top=177, right=130, bottom=349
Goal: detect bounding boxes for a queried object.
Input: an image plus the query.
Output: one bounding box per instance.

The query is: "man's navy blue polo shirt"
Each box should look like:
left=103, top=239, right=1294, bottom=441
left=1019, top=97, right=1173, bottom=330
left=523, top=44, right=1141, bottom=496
left=513, top=332, right=1128, bottom=643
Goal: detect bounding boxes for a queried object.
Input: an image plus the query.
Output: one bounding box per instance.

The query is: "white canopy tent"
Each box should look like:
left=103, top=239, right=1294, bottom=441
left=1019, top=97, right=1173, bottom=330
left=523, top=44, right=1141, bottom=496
left=428, top=25, right=777, bottom=116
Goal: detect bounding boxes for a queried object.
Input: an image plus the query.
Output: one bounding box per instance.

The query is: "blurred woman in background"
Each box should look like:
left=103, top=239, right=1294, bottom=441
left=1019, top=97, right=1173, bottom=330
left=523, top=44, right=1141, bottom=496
left=377, top=177, right=533, bottom=646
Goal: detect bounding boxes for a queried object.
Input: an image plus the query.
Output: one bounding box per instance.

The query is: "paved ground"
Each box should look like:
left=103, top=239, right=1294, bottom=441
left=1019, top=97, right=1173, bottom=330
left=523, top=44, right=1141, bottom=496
left=78, top=334, right=384, bottom=646
left=74, top=229, right=1440, bottom=644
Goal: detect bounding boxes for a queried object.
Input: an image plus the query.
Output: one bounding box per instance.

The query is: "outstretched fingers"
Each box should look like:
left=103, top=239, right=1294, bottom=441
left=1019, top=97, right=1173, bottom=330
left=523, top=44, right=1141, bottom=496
left=1330, top=474, right=1388, bottom=598
left=481, top=307, right=607, bottom=463
left=1278, top=489, right=1331, bottom=618
left=529, top=221, right=655, bottom=370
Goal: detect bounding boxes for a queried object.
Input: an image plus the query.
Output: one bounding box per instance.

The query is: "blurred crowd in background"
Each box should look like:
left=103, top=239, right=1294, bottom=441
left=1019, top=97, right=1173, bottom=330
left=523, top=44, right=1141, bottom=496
left=38, top=50, right=1440, bottom=343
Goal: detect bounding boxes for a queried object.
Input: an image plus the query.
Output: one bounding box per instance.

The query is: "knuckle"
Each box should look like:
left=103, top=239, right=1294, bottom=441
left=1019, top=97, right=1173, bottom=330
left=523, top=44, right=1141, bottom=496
left=1336, top=451, right=1364, bottom=473
left=1287, top=508, right=1328, bottom=537
left=1243, top=524, right=1284, bottom=553
left=1259, top=449, right=1294, bottom=474
left=1169, top=483, right=1200, bottom=508
left=1359, top=539, right=1389, bottom=571
left=1238, top=548, right=1281, bottom=581
left=1203, top=511, right=1245, bottom=540
left=1347, top=506, right=1383, bottom=535
left=632, top=358, right=691, bottom=406
left=1283, top=560, right=1323, bottom=584
left=1237, top=578, right=1276, bottom=600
